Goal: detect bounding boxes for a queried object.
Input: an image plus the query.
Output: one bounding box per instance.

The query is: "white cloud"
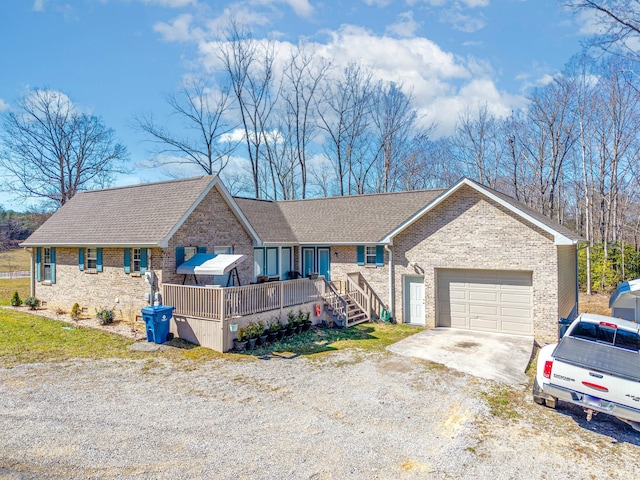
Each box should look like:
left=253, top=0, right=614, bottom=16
left=386, top=11, right=420, bottom=38
left=32, top=0, right=45, bottom=12
left=282, top=0, right=314, bottom=18
left=363, top=0, right=391, bottom=6
left=169, top=19, right=523, bottom=138
left=439, top=7, right=485, bottom=33
left=0, top=99, right=9, bottom=112
left=154, top=14, right=199, bottom=42
left=408, top=0, right=488, bottom=6
left=140, top=0, right=197, bottom=7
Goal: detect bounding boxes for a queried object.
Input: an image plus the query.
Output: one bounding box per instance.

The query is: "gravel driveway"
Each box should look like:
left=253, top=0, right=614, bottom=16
left=1, top=349, right=639, bottom=479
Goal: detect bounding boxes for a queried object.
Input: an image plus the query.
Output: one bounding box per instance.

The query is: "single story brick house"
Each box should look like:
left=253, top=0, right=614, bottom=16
left=21, top=175, right=581, bottom=343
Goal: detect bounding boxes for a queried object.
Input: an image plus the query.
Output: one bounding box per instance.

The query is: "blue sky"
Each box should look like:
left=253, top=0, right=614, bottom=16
left=0, top=0, right=593, bottom=210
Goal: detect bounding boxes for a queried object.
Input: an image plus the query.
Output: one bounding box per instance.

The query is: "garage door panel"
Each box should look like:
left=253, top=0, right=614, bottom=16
left=450, top=315, right=468, bottom=328
left=469, top=291, right=499, bottom=302
left=469, top=304, right=498, bottom=316
left=448, top=289, right=468, bottom=301
left=470, top=318, right=499, bottom=330
left=437, top=269, right=533, bottom=336
left=449, top=303, right=467, bottom=314
left=500, top=292, right=531, bottom=304
left=500, top=321, right=533, bottom=335
left=500, top=307, right=532, bottom=318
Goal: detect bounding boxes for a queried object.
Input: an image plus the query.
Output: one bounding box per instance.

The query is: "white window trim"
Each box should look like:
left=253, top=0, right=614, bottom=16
left=365, top=246, right=377, bottom=265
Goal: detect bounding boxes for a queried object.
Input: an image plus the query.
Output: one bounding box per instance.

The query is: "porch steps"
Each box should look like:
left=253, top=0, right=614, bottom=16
left=326, top=297, right=369, bottom=328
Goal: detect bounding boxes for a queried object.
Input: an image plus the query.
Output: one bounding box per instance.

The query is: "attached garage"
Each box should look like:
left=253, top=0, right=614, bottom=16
left=436, top=269, right=533, bottom=336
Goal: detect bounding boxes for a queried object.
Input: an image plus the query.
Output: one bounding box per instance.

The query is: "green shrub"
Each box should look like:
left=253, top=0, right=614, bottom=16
left=10, top=291, right=22, bottom=307
left=96, top=307, right=115, bottom=325
left=70, top=303, right=81, bottom=320
left=237, top=326, right=248, bottom=341
left=24, top=296, right=40, bottom=310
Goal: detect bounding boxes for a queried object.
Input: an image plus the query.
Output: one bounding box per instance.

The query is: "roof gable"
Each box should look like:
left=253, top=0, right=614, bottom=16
left=382, top=178, right=582, bottom=246
left=21, top=176, right=259, bottom=248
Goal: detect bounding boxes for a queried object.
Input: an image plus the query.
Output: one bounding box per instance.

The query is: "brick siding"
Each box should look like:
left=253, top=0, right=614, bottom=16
left=34, top=186, right=255, bottom=322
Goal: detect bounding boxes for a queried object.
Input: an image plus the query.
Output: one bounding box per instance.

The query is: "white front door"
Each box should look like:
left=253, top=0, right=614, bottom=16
left=404, top=276, right=425, bottom=325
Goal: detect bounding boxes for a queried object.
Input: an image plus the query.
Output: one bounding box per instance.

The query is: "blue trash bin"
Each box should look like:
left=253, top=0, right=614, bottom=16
left=141, top=306, right=175, bottom=344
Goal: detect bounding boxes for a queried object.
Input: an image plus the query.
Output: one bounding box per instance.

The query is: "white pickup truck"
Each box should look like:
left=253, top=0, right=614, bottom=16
left=534, top=313, right=640, bottom=432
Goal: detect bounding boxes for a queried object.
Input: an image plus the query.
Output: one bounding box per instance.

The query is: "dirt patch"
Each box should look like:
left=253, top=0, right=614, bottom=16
left=579, top=292, right=611, bottom=316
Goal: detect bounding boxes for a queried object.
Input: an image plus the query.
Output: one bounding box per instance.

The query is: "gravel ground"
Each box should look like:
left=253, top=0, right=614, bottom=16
left=1, top=349, right=639, bottom=479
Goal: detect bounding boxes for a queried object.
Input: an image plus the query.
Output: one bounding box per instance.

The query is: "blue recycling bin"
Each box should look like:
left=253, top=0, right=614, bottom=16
left=141, top=305, right=175, bottom=344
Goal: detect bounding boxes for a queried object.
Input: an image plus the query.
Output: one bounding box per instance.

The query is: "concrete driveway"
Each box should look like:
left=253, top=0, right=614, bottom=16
left=387, top=327, right=534, bottom=385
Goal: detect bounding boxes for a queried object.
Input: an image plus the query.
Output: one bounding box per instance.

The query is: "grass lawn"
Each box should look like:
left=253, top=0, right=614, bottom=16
left=0, top=277, right=30, bottom=306
left=0, top=249, right=31, bottom=273
left=246, top=322, right=421, bottom=358
left=0, top=303, right=421, bottom=368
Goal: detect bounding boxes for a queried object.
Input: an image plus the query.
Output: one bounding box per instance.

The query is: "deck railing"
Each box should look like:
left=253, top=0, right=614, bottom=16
left=163, top=278, right=323, bottom=321
left=345, top=274, right=371, bottom=319
left=163, top=284, right=222, bottom=319
left=347, top=272, right=386, bottom=320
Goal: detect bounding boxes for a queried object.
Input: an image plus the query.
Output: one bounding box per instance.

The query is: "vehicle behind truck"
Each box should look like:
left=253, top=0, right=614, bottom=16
left=533, top=313, right=640, bottom=432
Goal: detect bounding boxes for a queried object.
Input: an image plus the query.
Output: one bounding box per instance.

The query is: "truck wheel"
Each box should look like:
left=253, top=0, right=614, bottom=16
left=533, top=396, right=545, bottom=405
left=533, top=378, right=556, bottom=408
left=545, top=397, right=557, bottom=409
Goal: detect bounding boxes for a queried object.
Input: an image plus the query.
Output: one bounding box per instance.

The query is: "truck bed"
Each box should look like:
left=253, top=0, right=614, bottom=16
left=552, top=336, right=640, bottom=383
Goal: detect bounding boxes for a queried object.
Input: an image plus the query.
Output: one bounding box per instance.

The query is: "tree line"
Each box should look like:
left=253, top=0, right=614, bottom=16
left=3, top=5, right=640, bottom=292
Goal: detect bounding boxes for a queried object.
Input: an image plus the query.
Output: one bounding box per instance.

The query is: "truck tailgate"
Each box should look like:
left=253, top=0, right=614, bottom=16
left=552, top=336, right=640, bottom=382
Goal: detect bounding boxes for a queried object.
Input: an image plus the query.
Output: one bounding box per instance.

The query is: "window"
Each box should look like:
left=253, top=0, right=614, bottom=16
left=86, top=248, right=98, bottom=269
left=184, top=246, right=197, bottom=261
left=266, top=248, right=278, bottom=276
left=253, top=247, right=280, bottom=280
left=36, top=247, right=55, bottom=283
left=365, top=246, right=377, bottom=265
left=43, top=247, right=52, bottom=282
left=132, top=248, right=141, bottom=273
left=357, top=245, right=384, bottom=267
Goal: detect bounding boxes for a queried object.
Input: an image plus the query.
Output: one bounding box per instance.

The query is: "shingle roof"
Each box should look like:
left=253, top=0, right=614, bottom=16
left=22, top=175, right=582, bottom=248
left=21, top=176, right=218, bottom=247
left=235, top=190, right=445, bottom=243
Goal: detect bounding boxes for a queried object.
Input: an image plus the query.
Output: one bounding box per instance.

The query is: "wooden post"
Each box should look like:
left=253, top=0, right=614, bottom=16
left=279, top=282, right=284, bottom=316
left=219, top=287, right=226, bottom=351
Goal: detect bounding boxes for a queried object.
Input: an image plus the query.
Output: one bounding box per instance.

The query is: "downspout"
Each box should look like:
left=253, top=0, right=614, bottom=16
left=385, top=245, right=394, bottom=320
left=28, top=247, right=35, bottom=297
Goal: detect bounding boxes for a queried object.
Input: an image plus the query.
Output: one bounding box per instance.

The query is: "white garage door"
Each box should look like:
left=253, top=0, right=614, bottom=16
left=437, top=269, right=533, bottom=336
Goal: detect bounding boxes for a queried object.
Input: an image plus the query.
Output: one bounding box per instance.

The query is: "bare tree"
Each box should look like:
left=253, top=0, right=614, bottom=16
left=218, top=21, right=278, bottom=198
left=521, top=76, right=578, bottom=220
left=317, top=63, right=375, bottom=195
left=566, top=1, right=640, bottom=62
left=134, top=77, right=238, bottom=177
left=452, top=103, right=503, bottom=188
left=0, top=88, right=127, bottom=207
left=370, top=81, right=419, bottom=193
left=282, top=43, right=330, bottom=198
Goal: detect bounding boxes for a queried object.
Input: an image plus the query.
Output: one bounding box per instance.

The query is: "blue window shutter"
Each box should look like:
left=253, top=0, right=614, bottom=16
left=175, top=247, right=185, bottom=269
left=123, top=248, right=131, bottom=274
left=140, top=248, right=148, bottom=274
left=357, top=246, right=364, bottom=266
left=35, top=247, right=42, bottom=282
left=78, top=248, right=84, bottom=271
left=50, top=247, right=56, bottom=284
left=198, top=246, right=207, bottom=254
left=376, top=245, right=384, bottom=267
left=96, top=248, right=103, bottom=272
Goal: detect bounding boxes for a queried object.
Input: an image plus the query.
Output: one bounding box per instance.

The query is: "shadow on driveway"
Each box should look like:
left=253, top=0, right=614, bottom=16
left=387, top=327, right=533, bottom=386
